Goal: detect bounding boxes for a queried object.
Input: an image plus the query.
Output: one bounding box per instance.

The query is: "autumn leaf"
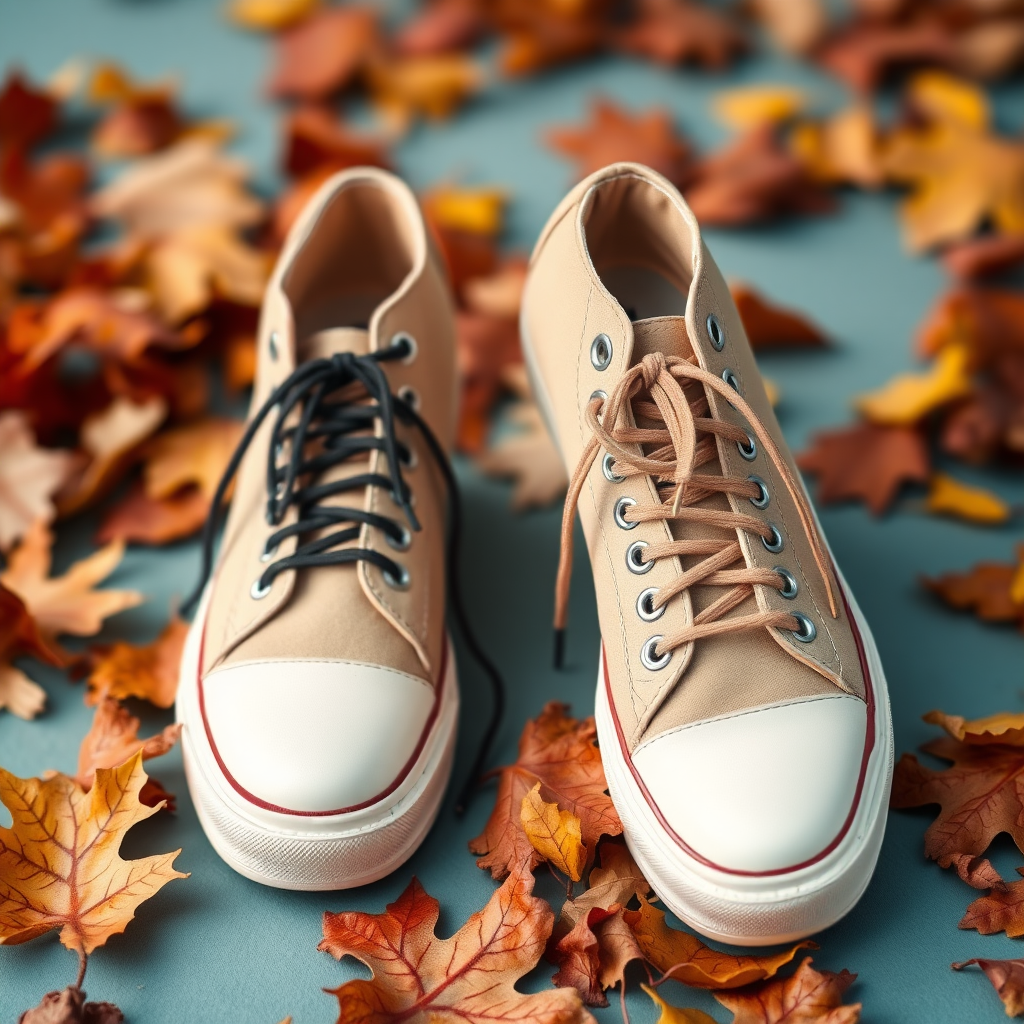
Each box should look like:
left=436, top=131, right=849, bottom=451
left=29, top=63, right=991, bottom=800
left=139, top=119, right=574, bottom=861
left=394, top=0, right=488, bottom=57
left=1, top=519, right=143, bottom=640
left=88, top=63, right=185, bottom=158
left=18, top=985, right=125, bottom=1024
left=959, top=866, right=1024, bottom=938
left=283, top=105, right=391, bottom=178
left=367, top=54, right=484, bottom=134
left=546, top=97, right=693, bottom=186
left=642, top=985, right=718, bottom=1024
left=625, top=898, right=813, bottom=989
left=942, top=234, right=1024, bottom=282
left=97, top=483, right=210, bottom=546
left=0, top=71, right=58, bottom=148
left=495, top=6, right=603, bottom=77
left=557, top=842, right=650, bottom=935
left=952, top=958, right=1024, bottom=1017
left=748, top=0, right=826, bottom=56
left=0, top=410, right=77, bottom=550
left=797, top=422, right=930, bottom=514
left=84, top=616, right=188, bottom=708
left=424, top=185, right=507, bottom=238
left=924, top=547, right=1024, bottom=627
left=319, top=863, right=592, bottom=1024
left=714, top=957, right=860, bottom=1024
left=924, top=708, right=1024, bottom=747
left=611, top=0, right=748, bottom=69
left=470, top=702, right=621, bottom=880
left=228, top=0, right=321, bottom=32
left=712, top=86, right=805, bottom=131
left=0, top=664, right=47, bottom=721
left=454, top=311, right=521, bottom=453
left=855, top=344, right=972, bottom=426
left=0, top=582, right=62, bottom=720
left=791, top=104, right=884, bottom=189
left=0, top=752, right=187, bottom=954
left=730, top=283, right=829, bottom=350
left=521, top=782, right=586, bottom=881
left=925, top=473, right=1010, bottom=525
left=142, top=417, right=244, bottom=501
left=552, top=905, right=643, bottom=1007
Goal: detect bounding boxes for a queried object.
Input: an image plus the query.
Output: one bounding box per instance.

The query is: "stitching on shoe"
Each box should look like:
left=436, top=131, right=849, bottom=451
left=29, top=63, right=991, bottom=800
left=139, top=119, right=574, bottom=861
left=205, top=656, right=433, bottom=691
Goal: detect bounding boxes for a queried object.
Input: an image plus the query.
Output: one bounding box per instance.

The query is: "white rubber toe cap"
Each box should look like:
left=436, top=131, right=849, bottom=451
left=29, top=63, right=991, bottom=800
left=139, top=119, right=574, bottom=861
left=631, top=695, right=868, bottom=873
left=200, top=659, right=436, bottom=813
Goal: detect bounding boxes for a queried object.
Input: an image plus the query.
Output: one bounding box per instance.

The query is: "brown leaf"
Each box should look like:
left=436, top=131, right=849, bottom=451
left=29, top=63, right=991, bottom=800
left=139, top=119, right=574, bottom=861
left=924, top=547, right=1024, bottom=626
left=557, top=842, right=650, bottom=934
left=947, top=852, right=1005, bottom=890
left=625, top=898, right=813, bottom=989
left=96, top=483, right=210, bottom=546
left=0, top=582, right=62, bottom=720
left=85, top=616, right=188, bottom=708
left=266, top=5, right=379, bottom=100
left=923, top=708, right=1024, bottom=747
left=394, top=0, right=488, bottom=57
left=319, top=864, right=593, bottom=1024
left=495, top=4, right=604, bottom=77
left=282, top=105, right=391, bottom=178
left=142, top=417, right=244, bottom=501
left=941, top=234, right=1024, bottom=281
left=0, top=72, right=58, bottom=149
left=455, top=310, right=520, bottom=453
left=89, top=64, right=185, bottom=158
left=960, top=866, right=1024, bottom=937
left=612, top=0, right=748, bottom=68
left=552, top=906, right=633, bottom=1007
left=73, top=697, right=181, bottom=793
left=546, top=97, right=693, bottom=186
left=731, top=283, right=829, bottom=350
left=952, top=958, right=1024, bottom=1017
left=463, top=258, right=527, bottom=319
left=18, top=986, right=124, bottom=1024
left=714, top=957, right=860, bottom=1023
left=797, top=422, right=930, bottom=514
left=0, top=752, right=187, bottom=954
left=469, top=702, right=622, bottom=880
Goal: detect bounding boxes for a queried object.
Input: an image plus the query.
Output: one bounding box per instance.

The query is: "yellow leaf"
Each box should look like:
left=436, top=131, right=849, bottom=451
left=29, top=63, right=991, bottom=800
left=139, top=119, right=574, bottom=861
left=368, top=55, right=484, bottom=135
left=1, top=520, right=143, bottom=639
left=763, top=376, right=781, bottom=408
left=423, top=184, right=506, bottom=236
left=227, top=0, right=320, bottom=31
left=642, top=985, right=718, bottom=1024
left=907, top=71, right=990, bottom=130
left=713, top=85, right=805, bottom=131
left=143, top=418, right=244, bottom=501
left=0, top=752, right=187, bottom=954
left=1013, top=558, right=1024, bottom=606
left=855, top=344, right=972, bottom=425
left=926, top=474, right=1010, bottom=525
left=520, top=782, right=586, bottom=881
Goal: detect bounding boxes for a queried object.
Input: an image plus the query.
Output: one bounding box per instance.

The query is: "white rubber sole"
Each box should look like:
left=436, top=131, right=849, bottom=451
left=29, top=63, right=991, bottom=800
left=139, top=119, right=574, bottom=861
left=176, top=589, right=459, bottom=891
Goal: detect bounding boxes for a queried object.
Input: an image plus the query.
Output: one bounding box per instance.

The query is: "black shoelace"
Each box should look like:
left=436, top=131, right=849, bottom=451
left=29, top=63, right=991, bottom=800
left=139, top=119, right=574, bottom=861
left=182, top=337, right=504, bottom=814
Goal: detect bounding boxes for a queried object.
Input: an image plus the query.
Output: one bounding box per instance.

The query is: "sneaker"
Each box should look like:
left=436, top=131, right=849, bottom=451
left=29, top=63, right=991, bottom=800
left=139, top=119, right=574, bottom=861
left=177, top=167, right=469, bottom=890
left=521, top=162, right=893, bottom=944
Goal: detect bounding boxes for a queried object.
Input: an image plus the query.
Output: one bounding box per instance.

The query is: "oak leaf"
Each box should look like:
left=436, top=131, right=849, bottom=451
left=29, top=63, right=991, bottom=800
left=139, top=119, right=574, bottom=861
left=923, top=708, right=1024, bottom=748
left=730, top=284, right=829, bottom=350
left=625, top=898, right=813, bottom=989
left=0, top=752, right=187, bottom=954
left=642, top=985, right=718, bottom=1024
left=266, top=5, right=379, bottom=99
left=84, top=616, right=188, bottom=708
left=96, top=483, right=210, bottom=547
left=521, top=782, right=586, bottom=881
left=925, top=473, right=1010, bottom=525
left=319, top=864, right=593, bottom=1024
left=228, top=0, right=321, bottom=31
left=546, top=98, right=693, bottom=186
left=960, top=866, right=1024, bottom=937
left=952, top=958, right=1024, bottom=1017
left=0, top=410, right=77, bottom=550
left=797, top=422, right=930, bottom=515
left=714, top=957, right=860, bottom=1024
left=924, top=547, right=1024, bottom=626
left=551, top=905, right=643, bottom=1007
left=1, top=520, right=143, bottom=640
left=469, top=702, right=621, bottom=880
left=612, top=0, right=748, bottom=69
left=855, top=344, right=972, bottom=425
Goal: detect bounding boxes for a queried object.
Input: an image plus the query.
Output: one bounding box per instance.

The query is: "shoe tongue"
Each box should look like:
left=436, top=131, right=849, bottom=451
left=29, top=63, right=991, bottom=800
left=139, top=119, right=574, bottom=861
left=300, top=327, right=370, bottom=361
left=630, top=316, right=694, bottom=363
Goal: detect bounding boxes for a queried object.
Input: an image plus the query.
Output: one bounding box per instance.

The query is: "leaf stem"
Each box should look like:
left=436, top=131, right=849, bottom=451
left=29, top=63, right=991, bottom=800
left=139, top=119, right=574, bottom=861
left=619, top=981, right=631, bottom=1024
left=74, top=950, right=87, bottom=991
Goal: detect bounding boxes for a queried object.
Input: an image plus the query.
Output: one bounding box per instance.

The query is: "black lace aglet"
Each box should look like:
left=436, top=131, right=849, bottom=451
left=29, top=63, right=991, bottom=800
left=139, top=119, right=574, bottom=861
left=554, top=627, right=566, bottom=669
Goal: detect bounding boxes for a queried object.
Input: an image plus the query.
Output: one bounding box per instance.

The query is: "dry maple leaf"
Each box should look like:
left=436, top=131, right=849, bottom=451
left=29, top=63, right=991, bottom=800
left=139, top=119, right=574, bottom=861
left=228, top=0, right=321, bottom=31
left=494, top=3, right=605, bottom=77
left=319, top=863, right=593, bottom=1024
left=84, top=616, right=188, bottom=708
left=924, top=546, right=1024, bottom=626
left=470, top=702, right=621, bottom=880
left=925, top=473, right=1010, bottom=525
left=797, top=422, right=930, bottom=515
left=1, top=519, right=143, bottom=640
left=143, top=417, right=244, bottom=501
left=0, top=751, right=187, bottom=954
left=557, top=842, right=650, bottom=935
left=0, top=582, right=62, bottom=720
left=521, top=782, right=586, bottom=881
left=953, top=958, right=1024, bottom=1017
left=625, top=898, right=813, bottom=989
left=642, top=985, right=717, bottom=1024
left=96, top=483, right=210, bottom=547
left=546, top=97, right=693, bottom=186
left=714, top=957, right=860, bottom=1024
left=552, top=904, right=643, bottom=1007
left=612, top=0, right=748, bottom=69
left=0, top=410, right=77, bottom=551
left=730, top=284, right=829, bottom=350
left=959, top=865, right=1024, bottom=937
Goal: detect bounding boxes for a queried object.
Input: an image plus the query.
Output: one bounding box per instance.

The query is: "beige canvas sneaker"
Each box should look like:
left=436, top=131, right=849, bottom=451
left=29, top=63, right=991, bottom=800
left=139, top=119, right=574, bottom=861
left=521, top=163, right=893, bottom=945
left=176, top=167, right=492, bottom=890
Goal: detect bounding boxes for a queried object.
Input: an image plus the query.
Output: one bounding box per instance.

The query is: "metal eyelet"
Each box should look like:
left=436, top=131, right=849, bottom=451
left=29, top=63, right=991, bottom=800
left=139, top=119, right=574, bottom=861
left=748, top=475, right=770, bottom=509
left=722, top=368, right=740, bottom=394
left=791, top=613, right=817, bottom=643
left=259, top=543, right=278, bottom=563
left=383, top=564, right=411, bottom=590
left=636, top=587, right=665, bottom=622
left=626, top=540, right=653, bottom=575
left=392, top=331, right=418, bottom=364
left=737, top=432, right=757, bottom=461
left=762, top=523, right=784, bottom=553
left=614, top=496, right=638, bottom=530
left=602, top=452, right=624, bottom=483
left=706, top=313, right=725, bottom=351
left=399, top=445, right=418, bottom=470
left=774, top=566, right=798, bottom=599
left=386, top=525, right=412, bottom=552
left=640, top=635, right=671, bottom=671
left=250, top=577, right=272, bottom=600
left=591, top=333, right=613, bottom=370
left=590, top=388, right=608, bottom=406
left=268, top=330, right=279, bottom=361
left=397, top=386, right=420, bottom=412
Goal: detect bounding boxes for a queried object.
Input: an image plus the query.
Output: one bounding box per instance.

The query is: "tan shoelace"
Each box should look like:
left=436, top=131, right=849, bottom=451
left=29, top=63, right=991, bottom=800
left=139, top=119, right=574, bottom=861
left=555, top=350, right=838, bottom=662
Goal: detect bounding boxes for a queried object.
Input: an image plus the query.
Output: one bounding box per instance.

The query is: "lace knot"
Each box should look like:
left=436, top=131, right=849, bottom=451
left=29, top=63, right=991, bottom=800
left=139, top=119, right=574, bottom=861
left=639, top=351, right=668, bottom=390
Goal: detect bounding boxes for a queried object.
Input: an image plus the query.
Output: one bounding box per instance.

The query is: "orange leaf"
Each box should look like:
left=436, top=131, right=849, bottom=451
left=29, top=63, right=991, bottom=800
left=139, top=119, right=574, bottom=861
left=520, top=782, right=586, bottom=881
left=0, top=582, right=63, bottom=720
left=394, top=0, right=488, bottom=57
left=941, top=234, right=1024, bottom=282
left=791, top=104, right=884, bottom=189
left=924, top=546, right=1024, bottom=627
left=551, top=905, right=643, bottom=1007
left=557, top=842, right=650, bottom=934
left=641, top=985, right=717, bottom=1024
left=97, top=482, right=210, bottom=546
left=422, top=185, right=507, bottom=237
left=960, top=867, right=1024, bottom=938
left=228, top=0, right=321, bottom=31
left=611, top=0, right=748, bottom=69
left=470, top=703, right=621, bottom=880
left=283, top=105, right=391, bottom=178
left=320, top=863, right=593, bottom=1024
left=714, top=957, right=860, bottom=1023
left=143, top=417, right=243, bottom=501
left=367, top=54, right=484, bottom=135
left=925, top=473, right=1010, bottom=525
left=1, top=519, right=143, bottom=640
left=0, top=72, right=58, bottom=149
left=712, top=86, right=805, bottom=131
left=953, top=959, right=1024, bottom=1017
left=730, top=283, right=829, bottom=350
left=85, top=616, right=188, bottom=708
left=625, top=898, right=813, bottom=989
left=923, top=709, right=1024, bottom=747
left=0, top=752, right=187, bottom=954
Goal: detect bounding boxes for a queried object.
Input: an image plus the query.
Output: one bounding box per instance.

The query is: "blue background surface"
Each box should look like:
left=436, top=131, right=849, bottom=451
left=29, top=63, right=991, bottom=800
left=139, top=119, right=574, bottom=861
left=1, top=1, right=1023, bottom=1021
